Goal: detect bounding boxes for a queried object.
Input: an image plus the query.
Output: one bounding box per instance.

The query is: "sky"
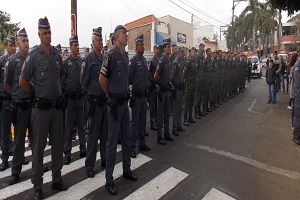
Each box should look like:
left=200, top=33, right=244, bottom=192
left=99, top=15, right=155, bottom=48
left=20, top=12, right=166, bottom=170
left=1, top=0, right=293, bottom=48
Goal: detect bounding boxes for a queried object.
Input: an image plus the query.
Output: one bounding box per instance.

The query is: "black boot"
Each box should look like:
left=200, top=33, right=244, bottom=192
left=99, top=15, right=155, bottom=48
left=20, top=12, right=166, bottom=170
left=195, top=106, right=201, bottom=119
left=206, top=104, right=212, bottom=112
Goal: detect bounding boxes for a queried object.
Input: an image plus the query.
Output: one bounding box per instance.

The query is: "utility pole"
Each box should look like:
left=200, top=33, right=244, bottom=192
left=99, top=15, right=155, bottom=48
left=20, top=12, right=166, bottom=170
left=71, top=0, right=77, bottom=36
left=232, top=0, right=246, bottom=24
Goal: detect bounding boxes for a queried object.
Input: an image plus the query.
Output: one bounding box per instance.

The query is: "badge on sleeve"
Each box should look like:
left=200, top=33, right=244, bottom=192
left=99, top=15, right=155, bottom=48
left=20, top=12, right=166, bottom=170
left=81, top=61, right=86, bottom=75
left=4, top=61, right=9, bottom=75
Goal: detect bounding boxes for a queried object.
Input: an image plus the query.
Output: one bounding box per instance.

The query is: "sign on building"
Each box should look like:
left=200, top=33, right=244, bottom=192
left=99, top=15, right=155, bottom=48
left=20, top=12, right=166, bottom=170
left=177, top=33, right=186, bottom=44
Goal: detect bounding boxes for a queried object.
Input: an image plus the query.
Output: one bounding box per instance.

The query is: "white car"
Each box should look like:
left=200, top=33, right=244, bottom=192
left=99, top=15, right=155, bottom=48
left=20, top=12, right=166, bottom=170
left=248, top=56, right=262, bottom=78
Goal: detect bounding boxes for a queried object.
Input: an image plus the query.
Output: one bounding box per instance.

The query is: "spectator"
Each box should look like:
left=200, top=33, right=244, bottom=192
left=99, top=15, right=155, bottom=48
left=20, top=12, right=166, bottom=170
left=279, top=55, right=286, bottom=93
left=266, top=60, right=276, bottom=104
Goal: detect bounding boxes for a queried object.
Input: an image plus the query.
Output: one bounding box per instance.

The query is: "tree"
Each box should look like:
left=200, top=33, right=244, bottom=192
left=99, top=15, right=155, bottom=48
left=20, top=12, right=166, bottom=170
left=0, top=11, right=20, bottom=53
left=269, top=0, right=300, bottom=16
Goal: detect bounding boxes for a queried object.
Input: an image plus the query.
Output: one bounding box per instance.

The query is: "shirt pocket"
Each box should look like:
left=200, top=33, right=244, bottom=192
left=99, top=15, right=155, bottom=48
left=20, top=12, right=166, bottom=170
left=36, top=62, right=48, bottom=80
left=55, top=61, right=61, bottom=74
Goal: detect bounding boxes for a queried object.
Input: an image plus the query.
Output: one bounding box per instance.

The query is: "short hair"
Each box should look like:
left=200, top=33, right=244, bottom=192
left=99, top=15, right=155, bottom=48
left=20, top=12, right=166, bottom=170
left=163, top=43, right=170, bottom=49
left=269, top=59, right=274, bottom=63
left=274, top=51, right=278, bottom=54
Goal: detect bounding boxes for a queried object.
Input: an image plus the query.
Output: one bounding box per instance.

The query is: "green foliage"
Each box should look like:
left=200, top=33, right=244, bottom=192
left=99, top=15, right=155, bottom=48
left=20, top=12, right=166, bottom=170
left=269, top=0, right=300, bottom=16
left=0, top=11, right=20, bottom=54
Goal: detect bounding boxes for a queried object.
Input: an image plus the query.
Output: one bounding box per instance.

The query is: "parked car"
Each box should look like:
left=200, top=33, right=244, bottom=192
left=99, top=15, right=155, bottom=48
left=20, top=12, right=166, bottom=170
left=248, top=56, right=262, bottom=78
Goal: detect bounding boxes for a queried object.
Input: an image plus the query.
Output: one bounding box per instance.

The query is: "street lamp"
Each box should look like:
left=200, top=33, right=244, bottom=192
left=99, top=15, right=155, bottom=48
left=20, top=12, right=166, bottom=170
left=232, top=0, right=246, bottom=24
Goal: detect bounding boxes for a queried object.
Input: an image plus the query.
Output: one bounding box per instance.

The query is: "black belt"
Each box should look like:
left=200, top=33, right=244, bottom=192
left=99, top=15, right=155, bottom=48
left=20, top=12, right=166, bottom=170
left=109, top=93, right=129, bottom=105
left=0, top=93, right=12, bottom=101
left=133, top=90, right=147, bottom=98
left=33, top=98, right=59, bottom=110
left=89, top=94, right=107, bottom=106
left=14, top=99, right=31, bottom=110
left=68, top=91, right=81, bottom=100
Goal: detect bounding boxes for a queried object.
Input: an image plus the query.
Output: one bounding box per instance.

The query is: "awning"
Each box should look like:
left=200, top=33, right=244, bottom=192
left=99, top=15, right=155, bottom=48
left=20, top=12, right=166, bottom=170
left=155, top=31, right=176, bottom=46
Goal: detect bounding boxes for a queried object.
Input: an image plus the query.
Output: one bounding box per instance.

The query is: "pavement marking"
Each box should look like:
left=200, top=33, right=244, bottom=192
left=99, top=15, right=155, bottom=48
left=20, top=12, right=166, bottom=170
left=0, top=144, right=82, bottom=179
left=247, top=99, right=264, bottom=114
left=186, top=143, right=300, bottom=181
left=124, top=167, right=188, bottom=200
left=0, top=146, right=122, bottom=199
left=46, top=154, right=152, bottom=200
left=201, top=188, right=235, bottom=200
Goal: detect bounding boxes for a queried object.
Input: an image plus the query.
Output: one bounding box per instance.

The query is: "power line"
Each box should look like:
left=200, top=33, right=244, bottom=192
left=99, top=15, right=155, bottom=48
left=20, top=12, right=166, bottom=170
left=179, top=0, right=227, bottom=25
left=132, top=0, right=145, bottom=16
left=135, top=0, right=148, bottom=15
left=200, top=0, right=233, bottom=21
left=168, top=0, right=220, bottom=28
left=161, top=0, right=191, bottom=19
left=120, top=0, right=140, bottom=18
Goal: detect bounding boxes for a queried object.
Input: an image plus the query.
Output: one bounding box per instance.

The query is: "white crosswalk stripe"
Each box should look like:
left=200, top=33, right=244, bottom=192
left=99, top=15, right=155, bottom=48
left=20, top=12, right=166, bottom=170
left=46, top=154, right=152, bottom=200
left=0, top=141, right=194, bottom=200
left=124, top=167, right=188, bottom=200
left=0, top=144, right=81, bottom=179
left=202, top=188, right=236, bottom=200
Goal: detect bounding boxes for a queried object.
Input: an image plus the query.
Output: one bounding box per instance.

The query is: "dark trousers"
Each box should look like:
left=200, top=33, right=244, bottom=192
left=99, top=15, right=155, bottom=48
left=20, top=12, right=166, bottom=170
left=150, top=89, right=157, bottom=127
left=157, top=91, right=170, bottom=137
left=173, top=90, right=183, bottom=131
left=85, top=104, right=108, bottom=171
left=1, top=99, right=12, bottom=162
left=31, top=108, right=63, bottom=190
left=130, top=97, right=147, bottom=151
left=64, top=97, right=86, bottom=157
left=11, top=106, right=32, bottom=175
left=106, top=101, right=131, bottom=183
left=293, top=98, right=300, bottom=139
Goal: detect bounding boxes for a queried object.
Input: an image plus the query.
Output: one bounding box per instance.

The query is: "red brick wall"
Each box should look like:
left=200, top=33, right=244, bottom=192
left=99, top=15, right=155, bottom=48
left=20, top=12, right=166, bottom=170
left=127, top=24, right=152, bottom=51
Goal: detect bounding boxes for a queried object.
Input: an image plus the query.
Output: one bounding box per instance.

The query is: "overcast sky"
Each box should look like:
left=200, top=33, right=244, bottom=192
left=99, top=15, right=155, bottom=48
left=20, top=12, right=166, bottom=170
left=1, top=0, right=293, bottom=48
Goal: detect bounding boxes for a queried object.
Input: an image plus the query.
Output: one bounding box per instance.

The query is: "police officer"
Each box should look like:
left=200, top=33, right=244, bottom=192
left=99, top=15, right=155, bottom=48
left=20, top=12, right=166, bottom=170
left=149, top=44, right=159, bottom=131
left=4, top=28, right=31, bottom=184
left=184, top=47, right=197, bottom=125
left=169, top=44, right=177, bottom=115
left=194, top=43, right=205, bottom=118
left=154, top=38, right=174, bottom=145
left=129, top=34, right=151, bottom=158
left=19, top=17, right=68, bottom=200
left=203, top=48, right=212, bottom=113
left=171, top=46, right=185, bottom=136
left=0, top=34, right=16, bottom=171
left=100, top=25, right=137, bottom=195
left=63, top=35, right=87, bottom=165
left=82, top=27, right=108, bottom=177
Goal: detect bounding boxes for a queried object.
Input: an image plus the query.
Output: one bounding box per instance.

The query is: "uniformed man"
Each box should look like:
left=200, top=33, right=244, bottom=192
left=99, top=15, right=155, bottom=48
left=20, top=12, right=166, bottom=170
left=100, top=25, right=137, bottom=195
left=0, top=34, right=16, bottom=171
left=149, top=44, right=159, bottom=131
left=129, top=34, right=151, bottom=158
left=194, top=43, right=205, bottom=118
left=63, top=35, right=87, bottom=165
left=154, top=38, right=174, bottom=145
left=171, top=46, right=185, bottom=136
left=102, top=46, right=108, bottom=57
left=84, top=48, right=89, bottom=58
left=4, top=28, right=31, bottom=184
left=184, top=47, right=197, bottom=125
left=169, top=44, right=177, bottom=116
left=203, top=48, right=213, bottom=113
left=81, top=27, right=108, bottom=177
left=19, top=17, right=68, bottom=200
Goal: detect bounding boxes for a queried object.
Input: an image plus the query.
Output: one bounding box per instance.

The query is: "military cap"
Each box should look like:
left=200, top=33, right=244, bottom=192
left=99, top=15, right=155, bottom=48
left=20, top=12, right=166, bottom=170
left=114, top=25, right=127, bottom=34
left=64, top=48, right=68, bottom=53
left=177, top=46, right=184, bottom=52
left=38, top=16, right=50, bottom=29
left=135, top=34, right=144, bottom=43
left=17, top=28, right=28, bottom=37
left=69, top=35, right=78, bottom=44
left=205, top=48, right=211, bottom=53
left=153, top=44, right=159, bottom=48
left=111, top=34, right=115, bottom=42
left=6, top=34, right=15, bottom=44
left=103, top=46, right=108, bottom=50
left=56, top=44, right=62, bottom=52
left=85, top=48, right=89, bottom=52
left=199, top=43, right=205, bottom=47
left=92, top=27, right=102, bottom=37
left=163, top=38, right=171, bottom=46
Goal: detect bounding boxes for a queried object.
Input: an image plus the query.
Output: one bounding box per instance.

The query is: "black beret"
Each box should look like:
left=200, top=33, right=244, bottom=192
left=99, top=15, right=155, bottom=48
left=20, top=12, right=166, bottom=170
left=6, top=34, right=15, bottom=44
left=17, top=28, right=27, bottom=37
left=114, top=25, right=127, bottom=34
left=56, top=44, right=62, bottom=51
left=177, top=46, right=184, bottom=52
left=163, top=38, right=171, bottom=46
left=206, top=48, right=211, bottom=53
left=92, top=27, right=102, bottom=37
left=135, top=34, right=144, bottom=43
left=153, top=44, right=159, bottom=48
left=38, top=16, right=50, bottom=29
left=69, top=35, right=78, bottom=44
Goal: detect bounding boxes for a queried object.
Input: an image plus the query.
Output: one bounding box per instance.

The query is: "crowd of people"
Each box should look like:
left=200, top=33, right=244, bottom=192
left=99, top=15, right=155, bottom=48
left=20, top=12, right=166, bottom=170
left=0, top=16, right=255, bottom=200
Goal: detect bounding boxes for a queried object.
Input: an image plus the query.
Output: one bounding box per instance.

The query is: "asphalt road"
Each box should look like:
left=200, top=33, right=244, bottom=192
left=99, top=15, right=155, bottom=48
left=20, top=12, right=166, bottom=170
left=1, top=76, right=300, bottom=200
